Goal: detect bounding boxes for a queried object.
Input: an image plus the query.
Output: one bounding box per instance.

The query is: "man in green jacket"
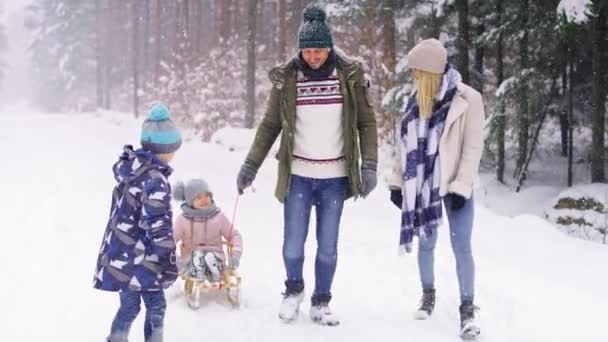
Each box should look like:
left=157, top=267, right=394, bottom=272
left=236, top=4, right=378, bottom=326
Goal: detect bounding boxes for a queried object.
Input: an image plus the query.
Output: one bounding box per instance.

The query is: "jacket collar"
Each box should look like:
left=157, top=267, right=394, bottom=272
left=269, top=48, right=362, bottom=89
left=445, top=83, right=469, bottom=127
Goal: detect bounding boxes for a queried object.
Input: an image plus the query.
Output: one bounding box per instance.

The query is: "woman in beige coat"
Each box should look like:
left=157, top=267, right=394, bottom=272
left=386, top=38, right=484, bottom=340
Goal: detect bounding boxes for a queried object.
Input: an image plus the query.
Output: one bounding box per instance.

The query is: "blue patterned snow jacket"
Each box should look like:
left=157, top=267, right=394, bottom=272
left=93, top=145, right=178, bottom=292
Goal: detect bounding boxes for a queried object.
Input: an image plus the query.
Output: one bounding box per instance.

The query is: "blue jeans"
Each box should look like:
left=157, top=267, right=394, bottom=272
left=418, top=195, right=475, bottom=303
left=108, top=290, right=167, bottom=342
left=283, top=175, right=349, bottom=304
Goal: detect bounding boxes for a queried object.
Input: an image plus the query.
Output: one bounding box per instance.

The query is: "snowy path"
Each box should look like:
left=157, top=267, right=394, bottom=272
left=2, top=111, right=606, bottom=341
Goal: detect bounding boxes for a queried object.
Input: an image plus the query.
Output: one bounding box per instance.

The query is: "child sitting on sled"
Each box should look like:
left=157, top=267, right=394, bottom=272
left=173, top=178, right=243, bottom=285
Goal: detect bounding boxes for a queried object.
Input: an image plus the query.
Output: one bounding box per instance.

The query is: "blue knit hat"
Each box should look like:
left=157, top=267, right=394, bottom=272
left=298, top=4, right=333, bottom=49
left=141, top=103, right=182, bottom=154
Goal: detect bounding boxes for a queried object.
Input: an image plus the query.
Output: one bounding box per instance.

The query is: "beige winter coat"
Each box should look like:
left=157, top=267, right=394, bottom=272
left=386, top=82, right=484, bottom=199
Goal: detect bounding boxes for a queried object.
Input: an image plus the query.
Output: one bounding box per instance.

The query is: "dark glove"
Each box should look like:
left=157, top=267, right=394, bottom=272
left=161, top=251, right=178, bottom=288
left=237, top=163, right=257, bottom=194
left=447, top=193, right=466, bottom=211
left=360, top=168, right=377, bottom=197
left=390, top=189, right=403, bottom=209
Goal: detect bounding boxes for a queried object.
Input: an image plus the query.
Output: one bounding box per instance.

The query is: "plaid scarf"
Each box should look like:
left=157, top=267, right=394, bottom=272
left=399, top=66, right=462, bottom=253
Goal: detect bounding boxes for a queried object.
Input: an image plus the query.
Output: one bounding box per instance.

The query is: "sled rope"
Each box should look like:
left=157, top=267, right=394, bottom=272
left=225, top=194, right=241, bottom=268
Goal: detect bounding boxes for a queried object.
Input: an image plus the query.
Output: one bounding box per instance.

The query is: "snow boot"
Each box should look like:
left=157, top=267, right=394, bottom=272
left=203, top=252, right=222, bottom=282
left=106, top=333, right=128, bottom=342
left=413, top=288, right=436, bottom=320
left=278, top=289, right=305, bottom=323
left=310, top=302, right=340, bottom=326
left=190, top=250, right=207, bottom=280
left=459, top=301, right=480, bottom=340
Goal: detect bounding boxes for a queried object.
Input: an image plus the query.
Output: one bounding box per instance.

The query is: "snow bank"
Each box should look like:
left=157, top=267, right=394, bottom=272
left=545, top=183, right=608, bottom=244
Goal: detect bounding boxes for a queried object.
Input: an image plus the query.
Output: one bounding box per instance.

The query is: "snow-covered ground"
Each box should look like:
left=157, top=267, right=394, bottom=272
left=2, top=110, right=607, bottom=341
left=473, top=115, right=608, bottom=245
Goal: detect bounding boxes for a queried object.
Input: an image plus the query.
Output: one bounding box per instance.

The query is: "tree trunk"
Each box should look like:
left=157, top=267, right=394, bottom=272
left=143, top=0, right=150, bottom=85
left=173, top=1, right=181, bottom=56
left=96, top=0, right=103, bottom=109
left=568, top=40, right=574, bottom=187
left=220, top=0, right=232, bottom=43
left=381, top=0, right=397, bottom=86
left=358, top=3, right=377, bottom=101
left=516, top=0, right=530, bottom=176
left=517, top=79, right=558, bottom=192
left=559, top=111, right=569, bottom=157
left=429, top=7, right=441, bottom=39
left=195, top=0, right=203, bottom=53
left=232, top=1, right=243, bottom=38
left=560, top=55, right=568, bottom=157
left=496, top=0, right=505, bottom=183
left=381, top=0, right=398, bottom=144
left=474, top=22, right=484, bottom=92
left=293, top=0, right=304, bottom=23
left=257, top=0, right=265, bottom=48
left=245, top=0, right=258, bottom=129
left=456, top=0, right=470, bottom=83
left=286, top=0, right=305, bottom=50
left=104, top=0, right=112, bottom=109
left=184, top=0, right=190, bottom=48
left=201, top=0, right=213, bottom=49
left=278, top=0, right=287, bottom=61
left=263, top=1, right=277, bottom=51
left=293, top=0, right=304, bottom=42
left=133, top=0, right=140, bottom=117
left=591, top=1, right=607, bottom=182
left=213, top=0, right=221, bottom=45
left=155, top=0, right=162, bottom=86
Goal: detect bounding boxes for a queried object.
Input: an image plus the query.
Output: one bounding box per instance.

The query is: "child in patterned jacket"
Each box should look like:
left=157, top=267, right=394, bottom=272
left=94, top=103, right=181, bottom=342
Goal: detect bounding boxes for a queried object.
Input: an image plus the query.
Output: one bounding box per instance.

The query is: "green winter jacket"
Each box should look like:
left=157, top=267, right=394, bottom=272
left=243, top=52, right=378, bottom=203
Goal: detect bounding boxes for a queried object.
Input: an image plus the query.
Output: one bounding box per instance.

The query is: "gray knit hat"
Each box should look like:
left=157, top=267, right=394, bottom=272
left=407, top=38, right=448, bottom=74
left=141, top=103, right=182, bottom=154
left=298, top=4, right=333, bottom=49
left=173, top=179, right=212, bottom=205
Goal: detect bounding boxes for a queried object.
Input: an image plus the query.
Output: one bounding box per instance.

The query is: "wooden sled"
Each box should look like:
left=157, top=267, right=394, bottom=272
left=178, top=241, right=242, bottom=308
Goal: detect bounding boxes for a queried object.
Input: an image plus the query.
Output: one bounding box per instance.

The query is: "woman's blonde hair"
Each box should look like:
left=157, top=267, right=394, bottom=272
left=414, top=69, right=442, bottom=119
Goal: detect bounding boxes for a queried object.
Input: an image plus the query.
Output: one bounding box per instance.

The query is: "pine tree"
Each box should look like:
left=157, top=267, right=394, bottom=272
left=0, top=7, right=6, bottom=88
left=132, top=0, right=141, bottom=117
left=590, top=0, right=607, bottom=182
left=245, top=0, right=258, bottom=129
left=456, top=0, right=470, bottom=84
left=278, top=0, right=287, bottom=61
left=28, top=0, right=96, bottom=111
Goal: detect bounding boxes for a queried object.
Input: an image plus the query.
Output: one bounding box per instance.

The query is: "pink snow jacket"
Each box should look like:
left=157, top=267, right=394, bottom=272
left=173, top=212, right=243, bottom=263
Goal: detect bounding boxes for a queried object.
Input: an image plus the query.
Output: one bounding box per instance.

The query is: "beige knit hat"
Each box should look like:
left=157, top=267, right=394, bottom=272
left=407, top=38, right=447, bottom=74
